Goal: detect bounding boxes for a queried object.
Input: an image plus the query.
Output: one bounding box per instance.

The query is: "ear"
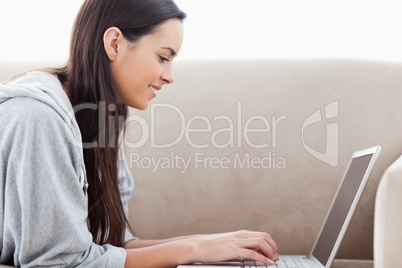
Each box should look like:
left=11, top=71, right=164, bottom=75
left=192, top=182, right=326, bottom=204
left=103, top=27, right=124, bottom=61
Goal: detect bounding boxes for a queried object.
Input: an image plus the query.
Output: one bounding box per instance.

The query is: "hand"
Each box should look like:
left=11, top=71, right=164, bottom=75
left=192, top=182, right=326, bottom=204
left=188, top=230, right=279, bottom=265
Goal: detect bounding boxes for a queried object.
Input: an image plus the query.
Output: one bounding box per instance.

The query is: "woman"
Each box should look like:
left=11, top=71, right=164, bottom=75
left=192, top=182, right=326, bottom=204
left=0, top=0, right=278, bottom=267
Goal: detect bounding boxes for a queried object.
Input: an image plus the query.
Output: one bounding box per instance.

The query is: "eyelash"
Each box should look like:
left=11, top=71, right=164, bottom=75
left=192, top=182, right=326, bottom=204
left=159, top=56, right=169, bottom=63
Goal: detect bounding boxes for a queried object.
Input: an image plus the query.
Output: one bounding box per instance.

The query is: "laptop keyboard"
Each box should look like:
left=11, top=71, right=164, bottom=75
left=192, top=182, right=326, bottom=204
left=238, top=256, right=309, bottom=268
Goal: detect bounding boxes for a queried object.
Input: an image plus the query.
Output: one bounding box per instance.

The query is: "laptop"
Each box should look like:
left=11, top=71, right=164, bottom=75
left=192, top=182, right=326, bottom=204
left=178, top=146, right=381, bottom=268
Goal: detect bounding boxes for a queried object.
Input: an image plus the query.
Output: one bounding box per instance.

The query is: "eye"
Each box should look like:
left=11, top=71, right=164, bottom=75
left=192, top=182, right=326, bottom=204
left=159, top=56, right=169, bottom=63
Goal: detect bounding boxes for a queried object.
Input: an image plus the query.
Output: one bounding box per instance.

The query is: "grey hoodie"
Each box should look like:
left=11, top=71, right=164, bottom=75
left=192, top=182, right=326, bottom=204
left=0, top=72, right=135, bottom=267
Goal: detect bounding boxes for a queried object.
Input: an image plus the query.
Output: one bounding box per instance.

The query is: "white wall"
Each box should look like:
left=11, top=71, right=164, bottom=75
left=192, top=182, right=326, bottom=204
left=1, top=0, right=401, bottom=62
left=0, top=0, right=82, bottom=62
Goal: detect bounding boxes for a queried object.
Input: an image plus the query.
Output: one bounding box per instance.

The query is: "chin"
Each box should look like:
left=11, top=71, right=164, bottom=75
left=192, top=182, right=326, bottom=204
left=129, top=101, right=150, bottom=110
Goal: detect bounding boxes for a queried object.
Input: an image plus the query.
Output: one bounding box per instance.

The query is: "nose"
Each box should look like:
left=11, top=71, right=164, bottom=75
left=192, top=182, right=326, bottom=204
left=160, top=65, right=175, bottom=84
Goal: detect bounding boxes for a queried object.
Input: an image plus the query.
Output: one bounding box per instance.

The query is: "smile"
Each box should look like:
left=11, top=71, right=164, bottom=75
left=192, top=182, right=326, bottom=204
left=149, top=85, right=157, bottom=95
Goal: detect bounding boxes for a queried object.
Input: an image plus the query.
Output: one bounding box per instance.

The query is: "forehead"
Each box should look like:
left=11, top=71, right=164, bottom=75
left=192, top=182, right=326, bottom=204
left=145, top=19, right=184, bottom=51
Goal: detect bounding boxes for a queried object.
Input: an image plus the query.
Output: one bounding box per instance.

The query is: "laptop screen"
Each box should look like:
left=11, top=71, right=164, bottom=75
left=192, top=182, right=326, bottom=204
left=311, top=152, right=375, bottom=265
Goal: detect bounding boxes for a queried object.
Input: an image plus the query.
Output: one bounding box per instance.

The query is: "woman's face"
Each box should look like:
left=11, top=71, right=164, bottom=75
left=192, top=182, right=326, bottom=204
left=108, top=19, right=184, bottom=110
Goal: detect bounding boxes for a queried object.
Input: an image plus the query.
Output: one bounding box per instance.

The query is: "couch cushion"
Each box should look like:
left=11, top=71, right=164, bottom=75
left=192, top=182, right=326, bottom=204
left=374, top=154, right=402, bottom=267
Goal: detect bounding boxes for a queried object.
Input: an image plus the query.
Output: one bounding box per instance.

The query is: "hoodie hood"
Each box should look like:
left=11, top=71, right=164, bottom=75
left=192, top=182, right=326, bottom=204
left=0, top=71, right=82, bottom=147
left=0, top=71, right=72, bottom=121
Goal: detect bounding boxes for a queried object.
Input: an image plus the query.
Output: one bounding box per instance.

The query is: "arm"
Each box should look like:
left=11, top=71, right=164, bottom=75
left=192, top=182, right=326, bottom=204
left=117, top=144, right=138, bottom=244
left=124, top=230, right=279, bottom=267
left=124, top=234, right=203, bottom=248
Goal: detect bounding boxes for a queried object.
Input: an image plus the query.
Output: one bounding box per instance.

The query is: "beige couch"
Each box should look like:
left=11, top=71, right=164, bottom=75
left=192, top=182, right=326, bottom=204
left=1, top=59, right=402, bottom=267
left=374, top=154, right=402, bottom=268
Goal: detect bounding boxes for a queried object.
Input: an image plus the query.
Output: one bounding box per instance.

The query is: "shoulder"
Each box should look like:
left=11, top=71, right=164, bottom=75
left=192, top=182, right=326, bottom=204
left=1, top=71, right=72, bottom=117
left=0, top=92, right=82, bottom=161
left=1, top=96, right=65, bottom=130
left=0, top=71, right=80, bottom=139
left=0, top=92, right=84, bottom=180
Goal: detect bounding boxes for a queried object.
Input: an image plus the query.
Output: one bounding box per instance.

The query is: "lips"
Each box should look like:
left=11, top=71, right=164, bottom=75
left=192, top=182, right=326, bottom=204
left=149, top=85, right=161, bottom=97
left=149, top=85, right=157, bottom=95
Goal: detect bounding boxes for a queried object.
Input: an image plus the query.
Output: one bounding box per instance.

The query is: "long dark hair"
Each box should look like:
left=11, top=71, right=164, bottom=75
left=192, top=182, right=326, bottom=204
left=53, top=0, right=186, bottom=247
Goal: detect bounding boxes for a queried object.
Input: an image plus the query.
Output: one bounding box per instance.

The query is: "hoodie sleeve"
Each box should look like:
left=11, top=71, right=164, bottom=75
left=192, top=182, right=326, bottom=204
left=0, top=96, right=126, bottom=267
left=118, top=141, right=138, bottom=244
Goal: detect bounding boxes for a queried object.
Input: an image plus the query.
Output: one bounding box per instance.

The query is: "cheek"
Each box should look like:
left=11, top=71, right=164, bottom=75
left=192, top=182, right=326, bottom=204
left=112, top=60, right=139, bottom=90
left=144, top=61, right=163, bottom=82
left=111, top=54, right=163, bottom=100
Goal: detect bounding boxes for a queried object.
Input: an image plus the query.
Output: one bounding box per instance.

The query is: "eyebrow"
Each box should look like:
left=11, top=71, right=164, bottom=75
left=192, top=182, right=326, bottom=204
left=161, top=47, right=177, bottom=57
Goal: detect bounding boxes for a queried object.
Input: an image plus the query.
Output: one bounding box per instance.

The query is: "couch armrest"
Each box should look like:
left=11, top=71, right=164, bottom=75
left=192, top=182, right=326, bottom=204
left=374, top=155, right=402, bottom=267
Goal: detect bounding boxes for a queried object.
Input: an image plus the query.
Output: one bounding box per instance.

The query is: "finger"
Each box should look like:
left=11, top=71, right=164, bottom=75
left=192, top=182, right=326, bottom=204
left=260, top=232, right=279, bottom=259
left=235, top=237, right=276, bottom=261
left=255, top=232, right=278, bottom=258
left=234, top=231, right=279, bottom=258
left=239, top=248, right=273, bottom=265
left=255, top=249, right=279, bottom=262
left=252, top=240, right=276, bottom=261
